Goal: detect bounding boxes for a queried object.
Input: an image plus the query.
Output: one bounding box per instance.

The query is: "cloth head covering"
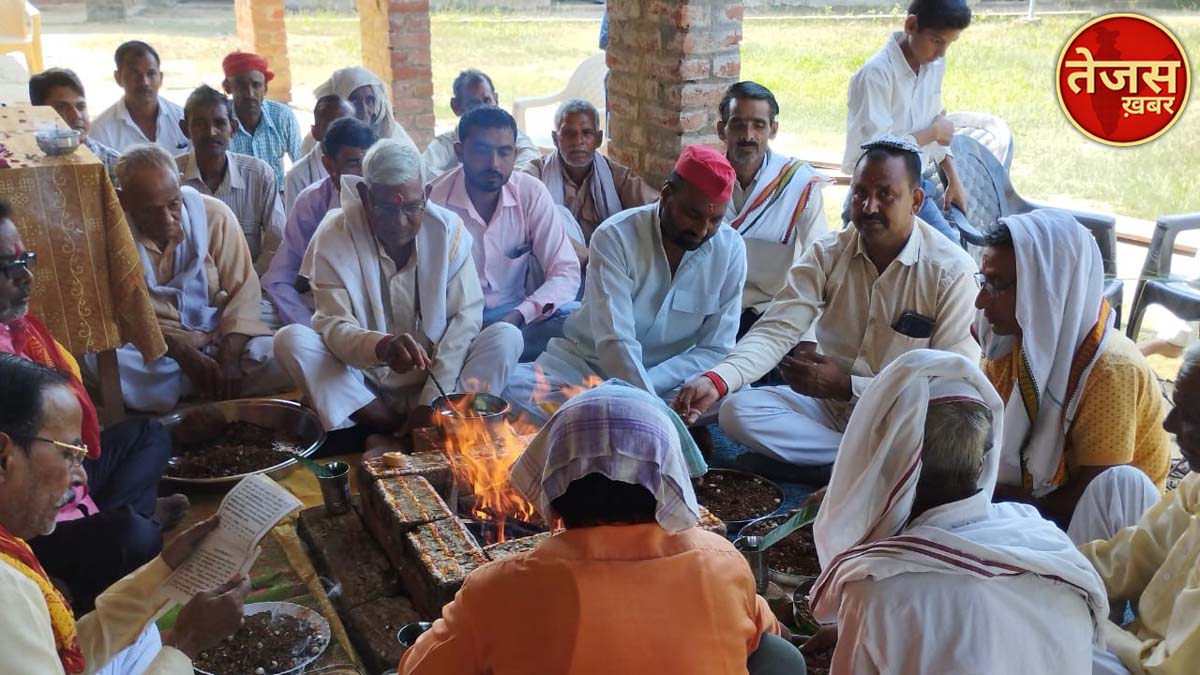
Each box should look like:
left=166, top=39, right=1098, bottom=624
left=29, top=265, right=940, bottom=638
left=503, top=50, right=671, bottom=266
left=510, top=380, right=708, bottom=533
left=809, top=349, right=1109, bottom=634
left=813, top=349, right=1005, bottom=567
left=313, top=66, right=416, bottom=150
left=977, top=209, right=1112, bottom=496
left=133, top=186, right=219, bottom=333
left=674, top=144, right=735, bottom=203
left=222, top=52, right=273, bottom=81
left=861, top=134, right=922, bottom=155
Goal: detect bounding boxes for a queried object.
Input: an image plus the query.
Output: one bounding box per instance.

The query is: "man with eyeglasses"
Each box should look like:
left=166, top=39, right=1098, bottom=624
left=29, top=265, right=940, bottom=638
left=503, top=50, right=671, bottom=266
left=0, top=354, right=251, bottom=674
left=274, top=139, right=522, bottom=440
left=975, top=211, right=1168, bottom=543
left=0, top=199, right=189, bottom=618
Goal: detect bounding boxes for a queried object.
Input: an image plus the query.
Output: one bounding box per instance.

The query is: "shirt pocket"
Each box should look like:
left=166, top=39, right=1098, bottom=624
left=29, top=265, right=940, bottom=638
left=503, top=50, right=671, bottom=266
left=877, top=327, right=932, bottom=366
left=671, top=288, right=719, bottom=316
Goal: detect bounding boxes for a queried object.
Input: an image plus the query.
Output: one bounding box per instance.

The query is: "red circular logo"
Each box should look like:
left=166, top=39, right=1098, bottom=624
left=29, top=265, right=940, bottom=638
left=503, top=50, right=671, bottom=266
left=1056, top=14, right=1191, bottom=146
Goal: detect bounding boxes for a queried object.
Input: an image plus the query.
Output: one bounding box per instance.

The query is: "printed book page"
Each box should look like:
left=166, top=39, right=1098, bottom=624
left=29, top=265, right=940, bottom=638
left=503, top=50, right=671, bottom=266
left=162, top=474, right=301, bottom=605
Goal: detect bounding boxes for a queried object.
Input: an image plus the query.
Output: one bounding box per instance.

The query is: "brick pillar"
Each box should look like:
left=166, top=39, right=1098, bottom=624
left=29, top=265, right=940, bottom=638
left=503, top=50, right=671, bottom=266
left=234, top=0, right=294, bottom=103
left=606, top=1, right=743, bottom=185
left=358, top=0, right=436, bottom=149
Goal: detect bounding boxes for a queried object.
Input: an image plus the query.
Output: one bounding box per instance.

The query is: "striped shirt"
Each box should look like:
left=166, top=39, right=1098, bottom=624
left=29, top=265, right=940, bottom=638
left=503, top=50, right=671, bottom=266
left=230, top=99, right=302, bottom=188
left=176, top=150, right=285, bottom=276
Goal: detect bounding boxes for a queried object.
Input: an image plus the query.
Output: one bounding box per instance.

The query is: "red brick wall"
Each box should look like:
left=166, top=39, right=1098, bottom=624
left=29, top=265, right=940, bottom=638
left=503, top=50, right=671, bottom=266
left=358, top=0, right=436, bottom=149
left=234, top=0, right=294, bottom=103
left=606, top=0, right=743, bottom=185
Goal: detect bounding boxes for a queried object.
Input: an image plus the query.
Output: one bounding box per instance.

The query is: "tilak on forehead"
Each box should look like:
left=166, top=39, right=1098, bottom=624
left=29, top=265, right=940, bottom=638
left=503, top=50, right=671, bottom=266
left=674, top=144, right=736, bottom=204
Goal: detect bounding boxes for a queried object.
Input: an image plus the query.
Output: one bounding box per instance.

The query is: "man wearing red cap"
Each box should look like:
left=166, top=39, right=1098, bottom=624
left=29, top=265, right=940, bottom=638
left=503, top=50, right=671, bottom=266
left=673, top=137, right=979, bottom=477
left=222, top=51, right=301, bottom=188
left=504, top=144, right=747, bottom=421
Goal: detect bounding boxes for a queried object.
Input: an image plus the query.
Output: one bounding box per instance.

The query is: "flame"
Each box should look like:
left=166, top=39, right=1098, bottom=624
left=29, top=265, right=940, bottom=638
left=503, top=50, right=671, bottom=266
left=435, top=375, right=605, bottom=544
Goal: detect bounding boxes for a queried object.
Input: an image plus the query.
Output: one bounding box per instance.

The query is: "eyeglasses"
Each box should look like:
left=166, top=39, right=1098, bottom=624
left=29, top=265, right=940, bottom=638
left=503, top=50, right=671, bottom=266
left=370, top=199, right=426, bottom=220
left=974, top=272, right=1015, bottom=296
left=12, top=435, right=89, bottom=467
left=0, top=251, right=35, bottom=279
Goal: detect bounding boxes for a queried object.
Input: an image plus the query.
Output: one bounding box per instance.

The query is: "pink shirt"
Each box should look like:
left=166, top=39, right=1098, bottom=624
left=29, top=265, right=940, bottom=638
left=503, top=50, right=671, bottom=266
left=428, top=167, right=580, bottom=324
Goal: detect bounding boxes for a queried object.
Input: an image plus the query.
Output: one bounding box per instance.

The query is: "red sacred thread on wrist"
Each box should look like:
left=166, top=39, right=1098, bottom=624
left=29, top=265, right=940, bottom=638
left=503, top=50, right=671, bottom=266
left=702, top=371, right=728, bottom=397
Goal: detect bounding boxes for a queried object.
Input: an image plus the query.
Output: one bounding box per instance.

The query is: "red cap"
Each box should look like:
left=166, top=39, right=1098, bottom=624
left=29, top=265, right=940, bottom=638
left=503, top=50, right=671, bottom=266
left=673, top=144, right=735, bottom=203
left=222, top=52, right=274, bottom=82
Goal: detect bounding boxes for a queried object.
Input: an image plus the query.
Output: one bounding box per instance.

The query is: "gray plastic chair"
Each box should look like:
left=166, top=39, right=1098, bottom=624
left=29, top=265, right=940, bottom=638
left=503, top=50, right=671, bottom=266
left=1126, top=213, right=1200, bottom=340
left=946, top=134, right=1124, bottom=326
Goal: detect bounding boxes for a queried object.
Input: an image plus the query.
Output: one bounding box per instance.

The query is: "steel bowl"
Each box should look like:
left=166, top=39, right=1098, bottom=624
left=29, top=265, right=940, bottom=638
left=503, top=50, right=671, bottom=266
left=35, top=129, right=81, bottom=156
left=159, top=398, right=326, bottom=486
left=691, top=468, right=785, bottom=537
left=193, top=601, right=331, bottom=675
left=431, top=392, right=510, bottom=419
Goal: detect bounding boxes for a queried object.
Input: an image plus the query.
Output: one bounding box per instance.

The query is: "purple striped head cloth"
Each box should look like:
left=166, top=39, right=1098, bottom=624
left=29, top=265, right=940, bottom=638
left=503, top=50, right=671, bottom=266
left=510, top=380, right=705, bottom=533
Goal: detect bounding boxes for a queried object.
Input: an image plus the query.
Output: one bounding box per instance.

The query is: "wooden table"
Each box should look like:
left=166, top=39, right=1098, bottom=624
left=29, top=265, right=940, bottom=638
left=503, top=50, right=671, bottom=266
left=0, top=104, right=166, bottom=423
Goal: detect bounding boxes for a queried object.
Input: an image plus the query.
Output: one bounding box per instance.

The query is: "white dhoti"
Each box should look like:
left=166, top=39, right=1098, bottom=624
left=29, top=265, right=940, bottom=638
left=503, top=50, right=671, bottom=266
left=718, top=385, right=845, bottom=466
left=93, top=336, right=289, bottom=413
left=274, top=322, right=522, bottom=431
left=1067, top=465, right=1161, bottom=545
left=1092, top=646, right=1133, bottom=675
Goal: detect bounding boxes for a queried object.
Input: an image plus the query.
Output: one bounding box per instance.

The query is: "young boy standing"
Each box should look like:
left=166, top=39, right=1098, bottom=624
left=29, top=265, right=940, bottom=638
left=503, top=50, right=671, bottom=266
left=842, top=0, right=972, bottom=244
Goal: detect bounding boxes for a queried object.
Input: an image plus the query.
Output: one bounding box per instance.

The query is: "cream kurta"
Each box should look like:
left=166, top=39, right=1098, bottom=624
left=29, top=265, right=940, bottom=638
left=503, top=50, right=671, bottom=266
left=0, top=557, right=190, bottom=674
left=136, top=194, right=272, bottom=347
left=1080, top=472, right=1200, bottom=674
left=316, top=237, right=482, bottom=409
left=524, top=153, right=659, bottom=238
left=712, top=218, right=980, bottom=396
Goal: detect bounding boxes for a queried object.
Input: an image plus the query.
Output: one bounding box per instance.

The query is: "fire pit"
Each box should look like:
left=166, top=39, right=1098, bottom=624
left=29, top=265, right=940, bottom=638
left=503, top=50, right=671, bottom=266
left=359, top=406, right=729, bottom=619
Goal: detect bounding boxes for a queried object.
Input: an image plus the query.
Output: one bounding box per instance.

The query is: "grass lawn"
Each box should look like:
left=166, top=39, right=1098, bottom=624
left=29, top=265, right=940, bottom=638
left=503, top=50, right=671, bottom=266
left=52, top=8, right=1199, bottom=221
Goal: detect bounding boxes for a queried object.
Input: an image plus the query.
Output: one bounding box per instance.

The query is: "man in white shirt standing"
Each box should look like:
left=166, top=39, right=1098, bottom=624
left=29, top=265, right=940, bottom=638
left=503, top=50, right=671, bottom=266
left=423, top=69, right=541, bottom=177
left=505, top=144, right=745, bottom=422
left=719, top=81, right=829, bottom=337
left=673, top=137, right=978, bottom=470
left=90, top=41, right=190, bottom=154
left=841, top=0, right=972, bottom=245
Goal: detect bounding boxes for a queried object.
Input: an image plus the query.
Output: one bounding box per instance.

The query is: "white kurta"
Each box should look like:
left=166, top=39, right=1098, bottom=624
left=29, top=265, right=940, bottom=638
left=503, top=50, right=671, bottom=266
left=273, top=190, right=522, bottom=430
left=283, top=145, right=326, bottom=214
left=504, top=203, right=746, bottom=418
left=726, top=150, right=829, bottom=315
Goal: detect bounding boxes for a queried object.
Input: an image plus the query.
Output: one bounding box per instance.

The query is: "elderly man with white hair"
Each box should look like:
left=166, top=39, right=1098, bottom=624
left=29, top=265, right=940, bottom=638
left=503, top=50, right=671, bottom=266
left=975, top=210, right=1168, bottom=542
left=97, top=144, right=289, bottom=412
left=273, top=139, right=522, bottom=436
left=524, top=98, right=658, bottom=249
left=807, top=349, right=1108, bottom=673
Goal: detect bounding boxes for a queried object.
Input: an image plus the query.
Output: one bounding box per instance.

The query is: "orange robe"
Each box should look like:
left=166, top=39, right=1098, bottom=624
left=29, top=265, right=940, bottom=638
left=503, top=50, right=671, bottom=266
left=398, top=523, right=782, bottom=674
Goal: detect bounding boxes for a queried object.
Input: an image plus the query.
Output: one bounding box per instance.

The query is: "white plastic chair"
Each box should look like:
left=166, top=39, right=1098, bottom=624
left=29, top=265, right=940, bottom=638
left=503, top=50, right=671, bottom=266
left=0, top=1, right=43, bottom=74
left=513, top=53, right=608, bottom=138
left=946, top=111, right=1014, bottom=170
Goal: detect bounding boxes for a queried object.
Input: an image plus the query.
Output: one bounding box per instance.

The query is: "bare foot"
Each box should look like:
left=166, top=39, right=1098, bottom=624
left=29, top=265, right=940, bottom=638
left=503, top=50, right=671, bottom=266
left=154, top=494, right=191, bottom=532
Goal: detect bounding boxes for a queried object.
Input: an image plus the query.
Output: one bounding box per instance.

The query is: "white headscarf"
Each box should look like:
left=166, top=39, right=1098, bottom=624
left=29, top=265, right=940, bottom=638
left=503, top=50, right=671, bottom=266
left=314, top=66, right=417, bottom=150
left=509, top=380, right=707, bottom=533
left=809, top=349, right=1108, bottom=634
left=977, top=209, right=1113, bottom=496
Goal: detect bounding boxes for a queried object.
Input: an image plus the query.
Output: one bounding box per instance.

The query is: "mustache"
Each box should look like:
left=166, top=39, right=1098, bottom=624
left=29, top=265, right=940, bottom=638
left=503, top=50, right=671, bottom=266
left=55, top=487, right=76, bottom=508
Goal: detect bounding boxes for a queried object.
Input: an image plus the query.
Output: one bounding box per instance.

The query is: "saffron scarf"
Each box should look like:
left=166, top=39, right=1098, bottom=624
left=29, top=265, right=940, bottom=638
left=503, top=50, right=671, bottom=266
left=0, top=523, right=84, bottom=673
left=3, top=315, right=100, bottom=460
